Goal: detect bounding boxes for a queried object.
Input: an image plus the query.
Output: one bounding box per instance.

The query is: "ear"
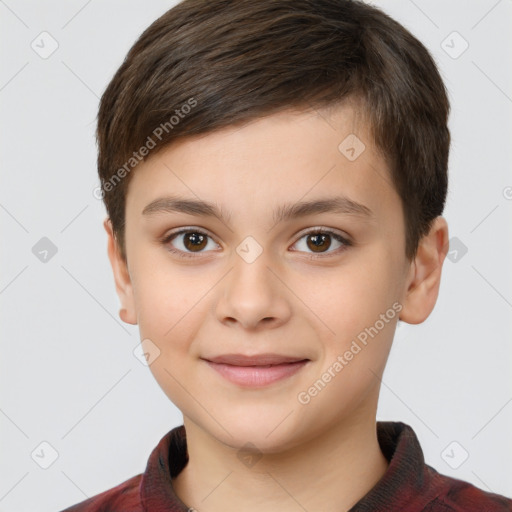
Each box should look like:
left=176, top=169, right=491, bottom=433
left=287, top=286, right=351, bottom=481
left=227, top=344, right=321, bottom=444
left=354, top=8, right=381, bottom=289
left=399, top=216, right=449, bottom=324
left=103, top=218, right=137, bottom=325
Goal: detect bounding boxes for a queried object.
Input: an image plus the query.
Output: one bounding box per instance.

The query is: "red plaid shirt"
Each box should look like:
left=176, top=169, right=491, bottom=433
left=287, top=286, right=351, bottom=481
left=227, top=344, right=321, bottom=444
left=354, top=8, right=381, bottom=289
left=60, top=422, right=512, bottom=511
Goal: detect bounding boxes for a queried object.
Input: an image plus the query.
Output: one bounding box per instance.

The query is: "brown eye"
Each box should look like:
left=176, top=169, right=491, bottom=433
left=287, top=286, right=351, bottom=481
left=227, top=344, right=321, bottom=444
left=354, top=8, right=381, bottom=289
left=291, top=229, right=351, bottom=256
left=164, top=229, right=219, bottom=257
left=306, top=233, right=332, bottom=253
left=183, top=232, right=207, bottom=252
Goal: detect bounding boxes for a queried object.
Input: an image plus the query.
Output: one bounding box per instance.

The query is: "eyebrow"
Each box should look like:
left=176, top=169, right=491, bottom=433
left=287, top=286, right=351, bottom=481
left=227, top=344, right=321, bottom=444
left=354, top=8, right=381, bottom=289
left=142, top=195, right=374, bottom=226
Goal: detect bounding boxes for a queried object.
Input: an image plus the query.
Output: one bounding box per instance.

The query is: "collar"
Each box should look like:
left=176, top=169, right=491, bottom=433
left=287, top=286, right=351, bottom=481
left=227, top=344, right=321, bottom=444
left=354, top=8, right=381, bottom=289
left=140, top=421, right=438, bottom=511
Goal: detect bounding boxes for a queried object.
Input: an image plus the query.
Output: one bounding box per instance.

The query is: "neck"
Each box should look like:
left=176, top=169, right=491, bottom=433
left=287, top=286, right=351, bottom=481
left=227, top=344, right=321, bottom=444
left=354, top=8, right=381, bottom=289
left=173, top=412, right=388, bottom=512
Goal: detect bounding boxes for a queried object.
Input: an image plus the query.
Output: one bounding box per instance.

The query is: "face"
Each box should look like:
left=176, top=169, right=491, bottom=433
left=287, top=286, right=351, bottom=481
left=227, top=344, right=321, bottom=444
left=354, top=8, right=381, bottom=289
left=107, top=103, right=443, bottom=453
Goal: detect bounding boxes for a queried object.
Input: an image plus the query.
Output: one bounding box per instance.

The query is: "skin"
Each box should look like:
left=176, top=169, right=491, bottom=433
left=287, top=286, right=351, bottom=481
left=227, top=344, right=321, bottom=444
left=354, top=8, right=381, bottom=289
left=105, top=103, right=449, bottom=512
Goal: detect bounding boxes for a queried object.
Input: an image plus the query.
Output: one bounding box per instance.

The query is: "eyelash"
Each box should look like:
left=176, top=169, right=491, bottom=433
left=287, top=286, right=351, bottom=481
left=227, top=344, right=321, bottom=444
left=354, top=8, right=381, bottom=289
left=161, top=227, right=353, bottom=260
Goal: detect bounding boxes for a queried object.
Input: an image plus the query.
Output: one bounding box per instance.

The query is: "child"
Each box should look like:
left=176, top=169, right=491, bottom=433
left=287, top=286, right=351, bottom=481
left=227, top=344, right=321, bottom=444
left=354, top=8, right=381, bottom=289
left=61, top=0, right=512, bottom=510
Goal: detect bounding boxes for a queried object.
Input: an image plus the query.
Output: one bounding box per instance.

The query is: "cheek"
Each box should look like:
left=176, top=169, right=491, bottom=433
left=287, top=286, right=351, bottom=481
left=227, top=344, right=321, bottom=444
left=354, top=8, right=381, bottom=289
left=300, top=252, right=401, bottom=385
left=134, top=274, right=211, bottom=407
left=296, top=254, right=400, bottom=337
left=129, top=247, right=213, bottom=340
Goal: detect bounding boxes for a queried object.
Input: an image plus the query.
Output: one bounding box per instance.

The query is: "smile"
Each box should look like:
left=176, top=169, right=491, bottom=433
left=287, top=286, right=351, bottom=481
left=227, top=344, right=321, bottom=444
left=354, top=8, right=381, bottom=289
left=202, top=355, right=310, bottom=387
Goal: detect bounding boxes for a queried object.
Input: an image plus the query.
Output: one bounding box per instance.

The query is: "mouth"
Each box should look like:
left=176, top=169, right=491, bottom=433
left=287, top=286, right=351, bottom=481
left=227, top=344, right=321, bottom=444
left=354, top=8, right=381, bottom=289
left=201, top=354, right=310, bottom=387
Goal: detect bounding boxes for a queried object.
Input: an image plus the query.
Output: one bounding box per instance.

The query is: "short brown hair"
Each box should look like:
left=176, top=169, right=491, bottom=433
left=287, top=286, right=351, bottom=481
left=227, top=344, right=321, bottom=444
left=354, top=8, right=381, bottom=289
left=97, top=0, right=450, bottom=262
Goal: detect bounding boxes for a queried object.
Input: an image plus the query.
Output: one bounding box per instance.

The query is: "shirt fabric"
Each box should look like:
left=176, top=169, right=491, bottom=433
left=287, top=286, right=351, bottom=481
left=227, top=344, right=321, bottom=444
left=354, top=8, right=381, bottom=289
left=60, top=421, right=512, bottom=511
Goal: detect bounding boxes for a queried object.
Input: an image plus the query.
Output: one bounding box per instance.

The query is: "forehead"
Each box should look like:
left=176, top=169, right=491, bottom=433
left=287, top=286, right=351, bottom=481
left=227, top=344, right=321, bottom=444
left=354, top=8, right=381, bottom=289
left=125, top=104, right=400, bottom=227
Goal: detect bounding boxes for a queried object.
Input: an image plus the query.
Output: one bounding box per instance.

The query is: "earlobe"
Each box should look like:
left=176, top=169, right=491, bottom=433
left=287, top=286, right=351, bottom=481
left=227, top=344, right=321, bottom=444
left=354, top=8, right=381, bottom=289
left=103, top=218, right=138, bottom=325
left=119, top=308, right=134, bottom=324
left=399, top=216, right=449, bottom=325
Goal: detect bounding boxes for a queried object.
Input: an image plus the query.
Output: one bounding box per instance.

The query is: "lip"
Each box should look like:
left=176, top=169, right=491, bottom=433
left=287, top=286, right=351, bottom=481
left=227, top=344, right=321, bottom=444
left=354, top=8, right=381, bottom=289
left=202, top=354, right=310, bottom=387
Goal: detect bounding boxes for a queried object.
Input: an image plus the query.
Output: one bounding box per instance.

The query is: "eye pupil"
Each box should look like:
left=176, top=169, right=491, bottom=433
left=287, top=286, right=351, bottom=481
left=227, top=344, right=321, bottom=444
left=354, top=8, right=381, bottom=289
left=307, top=233, right=331, bottom=253
left=184, top=232, right=207, bottom=251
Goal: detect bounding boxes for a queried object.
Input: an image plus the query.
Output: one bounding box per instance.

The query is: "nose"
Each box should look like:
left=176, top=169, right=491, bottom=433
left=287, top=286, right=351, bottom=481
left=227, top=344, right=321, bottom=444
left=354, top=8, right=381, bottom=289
left=215, top=252, right=292, bottom=331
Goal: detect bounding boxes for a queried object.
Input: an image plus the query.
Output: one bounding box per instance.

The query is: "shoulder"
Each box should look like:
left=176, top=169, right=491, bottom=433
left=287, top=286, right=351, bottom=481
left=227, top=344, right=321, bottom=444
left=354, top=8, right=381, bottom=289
left=58, top=473, right=143, bottom=512
left=424, top=467, right=512, bottom=512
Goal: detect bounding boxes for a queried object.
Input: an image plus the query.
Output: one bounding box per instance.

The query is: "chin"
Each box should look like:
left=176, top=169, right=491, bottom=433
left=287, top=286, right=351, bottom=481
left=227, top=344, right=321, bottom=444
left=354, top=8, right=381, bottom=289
left=205, top=412, right=310, bottom=454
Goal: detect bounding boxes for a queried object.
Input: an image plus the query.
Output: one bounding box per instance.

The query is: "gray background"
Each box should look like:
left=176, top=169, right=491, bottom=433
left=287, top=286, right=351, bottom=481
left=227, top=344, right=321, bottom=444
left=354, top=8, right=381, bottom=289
left=1, top=1, right=511, bottom=510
